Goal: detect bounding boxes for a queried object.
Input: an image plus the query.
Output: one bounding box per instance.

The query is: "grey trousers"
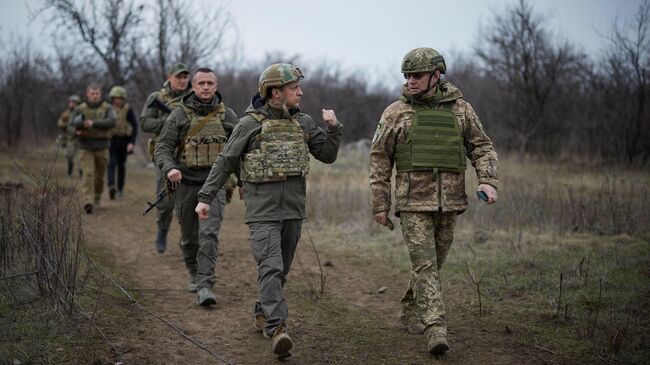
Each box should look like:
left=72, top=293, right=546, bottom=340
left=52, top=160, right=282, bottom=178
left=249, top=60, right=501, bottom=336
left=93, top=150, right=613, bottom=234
left=249, top=220, right=302, bottom=336
left=155, top=166, right=174, bottom=232
left=174, top=182, right=226, bottom=289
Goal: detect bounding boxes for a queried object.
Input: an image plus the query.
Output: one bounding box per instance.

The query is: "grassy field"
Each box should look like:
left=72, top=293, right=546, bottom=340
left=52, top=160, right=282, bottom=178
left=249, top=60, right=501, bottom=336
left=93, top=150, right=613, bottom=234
left=302, top=148, right=650, bottom=364
left=0, top=144, right=648, bottom=364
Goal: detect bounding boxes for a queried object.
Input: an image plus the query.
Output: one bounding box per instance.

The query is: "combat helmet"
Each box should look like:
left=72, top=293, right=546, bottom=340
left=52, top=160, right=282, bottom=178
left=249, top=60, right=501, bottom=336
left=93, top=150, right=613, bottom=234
left=109, top=85, right=127, bottom=99
left=401, top=48, right=446, bottom=75
left=68, top=94, right=82, bottom=103
left=258, top=63, right=304, bottom=98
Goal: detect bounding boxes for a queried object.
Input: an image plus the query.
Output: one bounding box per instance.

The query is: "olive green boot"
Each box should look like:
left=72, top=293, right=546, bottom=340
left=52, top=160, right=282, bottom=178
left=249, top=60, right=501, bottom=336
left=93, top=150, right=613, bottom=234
left=426, top=325, right=449, bottom=355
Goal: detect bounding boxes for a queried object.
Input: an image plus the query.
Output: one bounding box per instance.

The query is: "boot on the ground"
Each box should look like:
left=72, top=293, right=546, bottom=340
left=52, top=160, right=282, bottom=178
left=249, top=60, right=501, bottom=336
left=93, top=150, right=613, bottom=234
left=188, top=275, right=198, bottom=293
left=155, top=229, right=168, bottom=253
left=271, top=323, right=292, bottom=359
left=426, top=326, right=449, bottom=355
left=196, top=287, right=216, bottom=306
left=67, top=161, right=74, bottom=176
left=109, top=186, right=116, bottom=200
left=83, top=203, right=93, bottom=214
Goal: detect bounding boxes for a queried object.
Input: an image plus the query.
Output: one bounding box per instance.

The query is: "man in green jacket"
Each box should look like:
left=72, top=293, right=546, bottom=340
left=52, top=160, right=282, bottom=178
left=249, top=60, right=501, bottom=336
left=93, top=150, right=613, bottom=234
left=141, top=62, right=192, bottom=253
left=69, top=84, right=117, bottom=214
left=195, top=63, right=343, bottom=359
left=370, top=48, right=499, bottom=355
left=154, top=68, right=238, bottom=306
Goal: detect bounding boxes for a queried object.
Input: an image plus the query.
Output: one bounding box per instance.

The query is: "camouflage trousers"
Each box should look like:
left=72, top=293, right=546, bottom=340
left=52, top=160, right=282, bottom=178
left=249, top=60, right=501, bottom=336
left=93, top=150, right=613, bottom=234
left=174, top=182, right=226, bottom=289
left=79, top=148, right=108, bottom=206
left=399, top=211, right=456, bottom=336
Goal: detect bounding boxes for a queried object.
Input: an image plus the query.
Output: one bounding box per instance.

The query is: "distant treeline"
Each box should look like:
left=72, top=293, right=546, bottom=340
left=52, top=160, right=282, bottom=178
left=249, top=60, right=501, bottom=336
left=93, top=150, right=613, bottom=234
left=0, top=0, right=648, bottom=165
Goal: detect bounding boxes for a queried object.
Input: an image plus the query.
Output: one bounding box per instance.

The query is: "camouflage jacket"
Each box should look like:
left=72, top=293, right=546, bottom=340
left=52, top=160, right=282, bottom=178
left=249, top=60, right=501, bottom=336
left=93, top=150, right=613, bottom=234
left=369, top=80, right=498, bottom=215
left=140, top=81, right=192, bottom=136
left=154, top=92, right=238, bottom=184
left=197, top=93, right=343, bottom=223
left=57, top=109, right=72, bottom=131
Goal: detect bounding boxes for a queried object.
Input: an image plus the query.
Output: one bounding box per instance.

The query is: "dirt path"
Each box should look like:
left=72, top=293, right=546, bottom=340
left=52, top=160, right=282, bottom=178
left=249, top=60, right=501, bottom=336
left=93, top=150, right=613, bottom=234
left=77, top=164, right=545, bottom=365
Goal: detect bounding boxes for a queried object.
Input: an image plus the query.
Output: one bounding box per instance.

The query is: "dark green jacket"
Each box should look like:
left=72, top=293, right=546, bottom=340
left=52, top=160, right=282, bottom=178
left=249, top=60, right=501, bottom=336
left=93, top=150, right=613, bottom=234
left=140, top=81, right=192, bottom=136
left=154, top=92, right=238, bottom=184
left=69, top=101, right=117, bottom=150
left=198, top=93, right=344, bottom=223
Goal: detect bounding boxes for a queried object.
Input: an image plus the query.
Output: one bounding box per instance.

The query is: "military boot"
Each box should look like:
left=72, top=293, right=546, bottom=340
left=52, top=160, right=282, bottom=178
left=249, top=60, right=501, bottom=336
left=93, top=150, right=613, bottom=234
left=83, top=203, right=93, bottom=214
left=197, top=287, right=216, bottom=306
left=399, top=309, right=425, bottom=334
left=426, top=326, right=449, bottom=355
left=109, top=186, right=116, bottom=200
left=188, top=275, right=198, bottom=293
left=271, top=323, right=292, bottom=359
left=67, top=161, right=74, bottom=176
left=254, top=302, right=267, bottom=332
left=155, top=229, right=168, bottom=253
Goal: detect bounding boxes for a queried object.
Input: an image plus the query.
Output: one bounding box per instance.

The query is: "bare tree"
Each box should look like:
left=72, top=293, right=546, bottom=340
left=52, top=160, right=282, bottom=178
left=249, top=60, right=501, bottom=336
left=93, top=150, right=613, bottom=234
left=601, top=0, right=650, bottom=164
left=40, top=0, right=145, bottom=84
left=475, top=0, right=583, bottom=159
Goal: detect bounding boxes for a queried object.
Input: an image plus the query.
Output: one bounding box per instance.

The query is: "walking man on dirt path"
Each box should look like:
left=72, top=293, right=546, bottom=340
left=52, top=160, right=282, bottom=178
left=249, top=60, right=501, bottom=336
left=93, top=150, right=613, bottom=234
left=70, top=83, right=117, bottom=214
left=141, top=62, right=192, bottom=253
left=154, top=67, right=238, bottom=307
left=107, top=85, right=138, bottom=200
left=369, top=48, right=499, bottom=356
left=194, top=63, right=343, bottom=359
left=57, top=94, right=82, bottom=177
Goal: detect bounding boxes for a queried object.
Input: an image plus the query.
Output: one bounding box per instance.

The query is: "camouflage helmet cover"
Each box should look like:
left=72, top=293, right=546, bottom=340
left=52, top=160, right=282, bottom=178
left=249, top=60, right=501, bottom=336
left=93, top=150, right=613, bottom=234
left=258, top=63, right=304, bottom=98
left=68, top=94, right=82, bottom=103
left=109, top=85, right=127, bottom=99
left=401, top=47, right=446, bottom=74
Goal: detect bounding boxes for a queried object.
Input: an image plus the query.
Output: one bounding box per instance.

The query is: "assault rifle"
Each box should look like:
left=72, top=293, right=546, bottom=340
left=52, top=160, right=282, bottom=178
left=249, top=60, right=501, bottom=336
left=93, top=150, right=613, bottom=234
left=148, top=97, right=172, bottom=114
left=143, top=178, right=175, bottom=215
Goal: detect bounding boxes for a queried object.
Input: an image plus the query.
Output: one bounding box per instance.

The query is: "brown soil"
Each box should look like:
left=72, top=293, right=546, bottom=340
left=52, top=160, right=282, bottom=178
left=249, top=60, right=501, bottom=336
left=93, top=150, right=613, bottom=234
left=77, top=165, right=547, bottom=365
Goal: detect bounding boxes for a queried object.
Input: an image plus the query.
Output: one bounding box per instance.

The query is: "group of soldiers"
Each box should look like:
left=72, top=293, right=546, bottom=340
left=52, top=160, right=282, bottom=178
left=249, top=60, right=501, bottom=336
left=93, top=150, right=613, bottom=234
left=57, top=84, right=138, bottom=213
left=55, top=47, right=499, bottom=360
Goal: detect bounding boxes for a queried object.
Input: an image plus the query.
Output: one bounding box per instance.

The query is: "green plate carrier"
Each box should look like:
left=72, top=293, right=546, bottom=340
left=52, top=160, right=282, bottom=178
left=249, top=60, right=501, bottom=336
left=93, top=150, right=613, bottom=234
left=395, top=106, right=466, bottom=173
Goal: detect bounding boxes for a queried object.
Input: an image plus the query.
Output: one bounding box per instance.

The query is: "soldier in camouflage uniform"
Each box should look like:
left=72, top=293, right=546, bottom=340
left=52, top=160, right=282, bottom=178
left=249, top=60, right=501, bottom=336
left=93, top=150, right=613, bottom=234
left=369, top=48, right=499, bottom=355
left=141, top=62, right=192, bottom=253
left=57, top=95, right=81, bottom=176
left=195, top=63, right=343, bottom=359
left=69, top=84, right=117, bottom=214
left=107, top=86, right=138, bottom=199
left=154, top=68, right=238, bottom=306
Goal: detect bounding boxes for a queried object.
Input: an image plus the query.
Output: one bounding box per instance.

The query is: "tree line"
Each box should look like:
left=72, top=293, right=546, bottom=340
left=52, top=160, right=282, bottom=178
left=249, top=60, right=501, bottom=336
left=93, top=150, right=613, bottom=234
left=0, top=0, right=648, bottom=165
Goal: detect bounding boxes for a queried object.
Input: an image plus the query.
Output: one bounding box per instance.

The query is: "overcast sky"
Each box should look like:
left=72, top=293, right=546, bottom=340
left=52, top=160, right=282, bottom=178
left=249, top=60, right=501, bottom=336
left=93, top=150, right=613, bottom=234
left=1, top=0, right=643, bottom=81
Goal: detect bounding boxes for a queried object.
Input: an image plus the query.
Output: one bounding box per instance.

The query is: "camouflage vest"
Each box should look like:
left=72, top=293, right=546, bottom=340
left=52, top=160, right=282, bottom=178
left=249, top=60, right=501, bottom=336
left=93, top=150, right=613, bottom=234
left=158, top=87, right=187, bottom=115
left=178, top=103, right=227, bottom=169
left=395, top=105, right=466, bottom=173
left=147, top=87, right=190, bottom=158
left=241, top=113, right=310, bottom=183
left=58, top=110, right=71, bottom=130
left=78, top=101, right=112, bottom=139
left=111, top=103, right=133, bottom=137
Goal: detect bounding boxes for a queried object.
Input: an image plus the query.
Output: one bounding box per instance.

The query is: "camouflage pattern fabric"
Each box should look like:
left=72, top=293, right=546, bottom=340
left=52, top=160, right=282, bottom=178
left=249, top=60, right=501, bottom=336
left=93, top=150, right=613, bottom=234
left=241, top=116, right=310, bottom=183
left=369, top=80, right=498, bottom=215
left=399, top=211, right=456, bottom=335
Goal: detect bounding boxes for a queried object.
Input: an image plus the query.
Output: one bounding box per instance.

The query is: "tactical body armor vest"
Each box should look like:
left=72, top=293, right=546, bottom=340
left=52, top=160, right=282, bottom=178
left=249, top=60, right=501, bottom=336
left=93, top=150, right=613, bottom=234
left=179, top=103, right=227, bottom=169
left=395, top=105, right=466, bottom=173
left=78, top=102, right=112, bottom=139
left=241, top=113, right=310, bottom=183
left=148, top=87, right=188, bottom=158
left=111, top=103, right=133, bottom=137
